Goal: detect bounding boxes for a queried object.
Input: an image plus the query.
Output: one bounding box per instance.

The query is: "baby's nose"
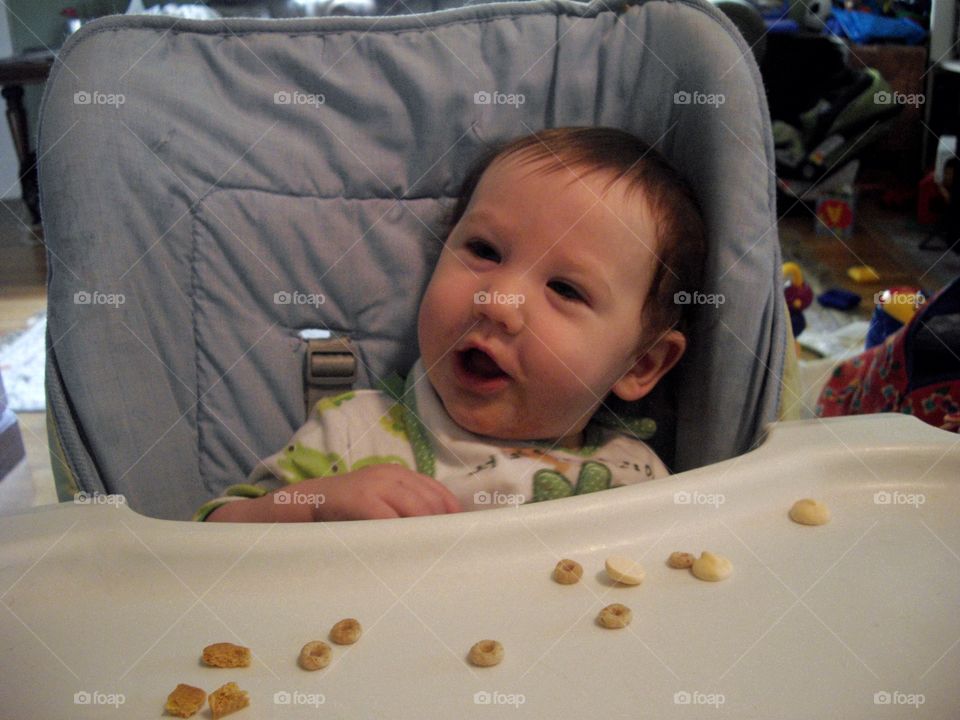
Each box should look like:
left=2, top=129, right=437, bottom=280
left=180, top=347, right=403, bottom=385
left=472, top=289, right=524, bottom=334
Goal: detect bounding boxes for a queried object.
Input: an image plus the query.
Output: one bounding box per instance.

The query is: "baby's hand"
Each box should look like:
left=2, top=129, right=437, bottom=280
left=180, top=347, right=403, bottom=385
left=292, top=465, right=462, bottom=521
left=207, top=466, right=461, bottom=522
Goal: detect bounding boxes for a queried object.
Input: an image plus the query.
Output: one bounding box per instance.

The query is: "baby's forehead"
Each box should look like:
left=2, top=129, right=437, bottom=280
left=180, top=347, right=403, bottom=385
left=475, top=153, right=654, bottom=216
left=465, top=153, right=658, bottom=231
left=463, top=161, right=659, bottom=258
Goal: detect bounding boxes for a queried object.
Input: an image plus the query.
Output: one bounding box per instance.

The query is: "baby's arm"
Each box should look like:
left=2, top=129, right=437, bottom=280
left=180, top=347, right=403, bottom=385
left=207, top=464, right=461, bottom=522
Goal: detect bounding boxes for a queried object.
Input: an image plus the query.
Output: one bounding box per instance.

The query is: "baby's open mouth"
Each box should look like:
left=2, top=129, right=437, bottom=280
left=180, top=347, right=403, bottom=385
left=458, top=347, right=508, bottom=380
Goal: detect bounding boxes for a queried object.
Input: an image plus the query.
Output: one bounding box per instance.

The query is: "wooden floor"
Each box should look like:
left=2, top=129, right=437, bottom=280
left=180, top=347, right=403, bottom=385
left=780, top=187, right=959, bottom=336
left=0, top=200, right=54, bottom=506
left=0, top=189, right=958, bottom=508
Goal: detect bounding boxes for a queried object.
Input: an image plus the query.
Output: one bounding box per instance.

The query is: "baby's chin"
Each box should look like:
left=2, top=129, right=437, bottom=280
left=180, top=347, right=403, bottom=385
left=443, top=400, right=584, bottom=448
left=441, top=403, right=508, bottom=440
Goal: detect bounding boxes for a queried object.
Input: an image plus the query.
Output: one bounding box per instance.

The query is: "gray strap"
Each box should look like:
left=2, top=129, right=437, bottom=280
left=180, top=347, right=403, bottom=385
left=304, top=336, right=358, bottom=416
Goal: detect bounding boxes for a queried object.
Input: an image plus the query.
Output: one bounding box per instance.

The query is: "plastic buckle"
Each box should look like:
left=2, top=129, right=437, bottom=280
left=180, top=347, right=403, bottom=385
left=304, top=336, right=358, bottom=415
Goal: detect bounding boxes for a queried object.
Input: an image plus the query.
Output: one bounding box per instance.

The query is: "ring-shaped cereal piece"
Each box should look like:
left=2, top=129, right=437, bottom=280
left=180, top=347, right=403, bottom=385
left=552, top=558, right=584, bottom=585
left=330, top=618, right=362, bottom=645
left=598, top=603, right=632, bottom=629
left=298, top=640, right=332, bottom=670
left=468, top=639, right=504, bottom=667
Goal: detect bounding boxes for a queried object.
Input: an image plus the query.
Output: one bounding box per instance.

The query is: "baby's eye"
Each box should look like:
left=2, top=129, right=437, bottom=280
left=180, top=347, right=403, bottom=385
left=466, top=239, right=500, bottom=262
left=548, top=280, right=586, bottom=303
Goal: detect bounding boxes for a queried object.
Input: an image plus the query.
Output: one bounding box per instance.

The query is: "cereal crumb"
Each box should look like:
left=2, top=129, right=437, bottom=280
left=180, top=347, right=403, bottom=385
left=597, top=603, right=632, bottom=629
left=208, top=682, right=249, bottom=719
left=552, top=558, right=583, bottom=585
left=164, top=683, right=205, bottom=718
left=298, top=640, right=332, bottom=670
left=789, top=498, right=831, bottom=526
left=330, top=618, right=362, bottom=645
left=690, top=551, right=733, bottom=582
left=468, top=639, right=504, bottom=667
left=605, top=555, right=645, bottom=585
left=201, top=642, right=251, bottom=668
left=667, top=551, right=695, bottom=569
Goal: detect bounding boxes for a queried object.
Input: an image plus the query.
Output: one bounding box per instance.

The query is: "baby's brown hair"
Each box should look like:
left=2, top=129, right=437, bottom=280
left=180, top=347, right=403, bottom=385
left=443, top=127, right=707, bottom=344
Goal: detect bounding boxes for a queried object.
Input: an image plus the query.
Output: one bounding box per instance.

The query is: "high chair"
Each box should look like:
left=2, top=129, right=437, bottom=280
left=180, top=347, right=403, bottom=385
left=40, top=0, right=787, bottom=519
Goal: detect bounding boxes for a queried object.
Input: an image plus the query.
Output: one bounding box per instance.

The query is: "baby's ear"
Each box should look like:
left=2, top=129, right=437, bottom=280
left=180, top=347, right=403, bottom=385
left=611, top=330, right=686, bottom=402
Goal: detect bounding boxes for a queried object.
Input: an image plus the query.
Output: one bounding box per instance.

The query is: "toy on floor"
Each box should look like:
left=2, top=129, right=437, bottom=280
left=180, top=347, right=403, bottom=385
left=847, top=264, right=880, bottom=283
left=815, top=191, right=856, bottom=238
left=817, top=287, right=861, bottom=310
left=866, top=285, right=926, bottom=348
left=783, top=262, right=814, bottom=340
left=818, top=276, right=960, bottom=432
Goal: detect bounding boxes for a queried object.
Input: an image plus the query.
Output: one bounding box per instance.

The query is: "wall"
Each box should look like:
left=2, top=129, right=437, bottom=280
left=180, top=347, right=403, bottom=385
left=0, top=7, right=18, bottom=199
left=1, top=1, right=126, bottom=200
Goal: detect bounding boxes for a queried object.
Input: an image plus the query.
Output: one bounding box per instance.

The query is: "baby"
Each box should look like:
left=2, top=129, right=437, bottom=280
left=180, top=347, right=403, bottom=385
left=199, top=126, right=706, bottom=522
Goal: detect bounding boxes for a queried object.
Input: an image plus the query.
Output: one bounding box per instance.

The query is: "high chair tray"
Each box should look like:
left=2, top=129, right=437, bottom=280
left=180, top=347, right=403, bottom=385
left=1, top=414, right=957, bottom=718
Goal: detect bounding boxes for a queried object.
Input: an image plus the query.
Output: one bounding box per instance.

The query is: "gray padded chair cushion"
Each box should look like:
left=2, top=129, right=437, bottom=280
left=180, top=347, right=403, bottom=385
left=40, top=0, right=785, bottom=519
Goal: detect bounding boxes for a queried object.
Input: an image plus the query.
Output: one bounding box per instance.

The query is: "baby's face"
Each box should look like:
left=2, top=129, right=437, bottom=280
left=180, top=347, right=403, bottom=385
left=418, top=154, right=663, bottom=447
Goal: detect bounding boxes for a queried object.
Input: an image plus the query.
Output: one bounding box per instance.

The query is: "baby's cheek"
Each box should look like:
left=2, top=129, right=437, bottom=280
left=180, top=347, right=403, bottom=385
left=417, top=296, right=446, bottom=359
left=532, top=366, right=592, bottom=414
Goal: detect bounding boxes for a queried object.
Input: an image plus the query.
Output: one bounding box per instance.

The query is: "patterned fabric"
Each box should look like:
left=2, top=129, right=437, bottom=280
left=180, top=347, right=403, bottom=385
left=817, top=277, right=960, bottom=432
left=194, top=359, right=669, bottom=519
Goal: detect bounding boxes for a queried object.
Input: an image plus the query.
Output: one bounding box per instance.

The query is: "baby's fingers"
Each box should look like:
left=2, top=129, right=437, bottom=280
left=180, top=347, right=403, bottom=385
left=381, top=473, right=461, bottom=517
left=419, top=474, right=462, bottom=514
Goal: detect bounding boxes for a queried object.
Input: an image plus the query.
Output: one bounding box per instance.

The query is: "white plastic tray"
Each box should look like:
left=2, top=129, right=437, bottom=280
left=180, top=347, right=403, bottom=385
left=1, top=414, right=958, bottom=718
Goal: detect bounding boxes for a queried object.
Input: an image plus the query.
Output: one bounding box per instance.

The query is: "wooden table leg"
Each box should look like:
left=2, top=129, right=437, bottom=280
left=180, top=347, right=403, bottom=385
left=1, top=84, right=40, bottom=225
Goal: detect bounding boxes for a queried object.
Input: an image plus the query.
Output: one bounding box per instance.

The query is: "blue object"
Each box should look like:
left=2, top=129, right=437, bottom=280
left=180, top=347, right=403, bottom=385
left=826, top=8, right=927, bottom=45
left=758, top=0, right=791, bottom=20
left=866, top=305, right=904, bottom=348
left=789, top=308, right=806, bottom=338
left=765, top=18, right=800, bottom=33
left=818, top=288, right=861, bottom=310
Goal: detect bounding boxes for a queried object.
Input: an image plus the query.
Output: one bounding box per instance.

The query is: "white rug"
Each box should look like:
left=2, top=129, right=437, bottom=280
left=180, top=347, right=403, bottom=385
left=0, top=313, right=46, bottom=412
